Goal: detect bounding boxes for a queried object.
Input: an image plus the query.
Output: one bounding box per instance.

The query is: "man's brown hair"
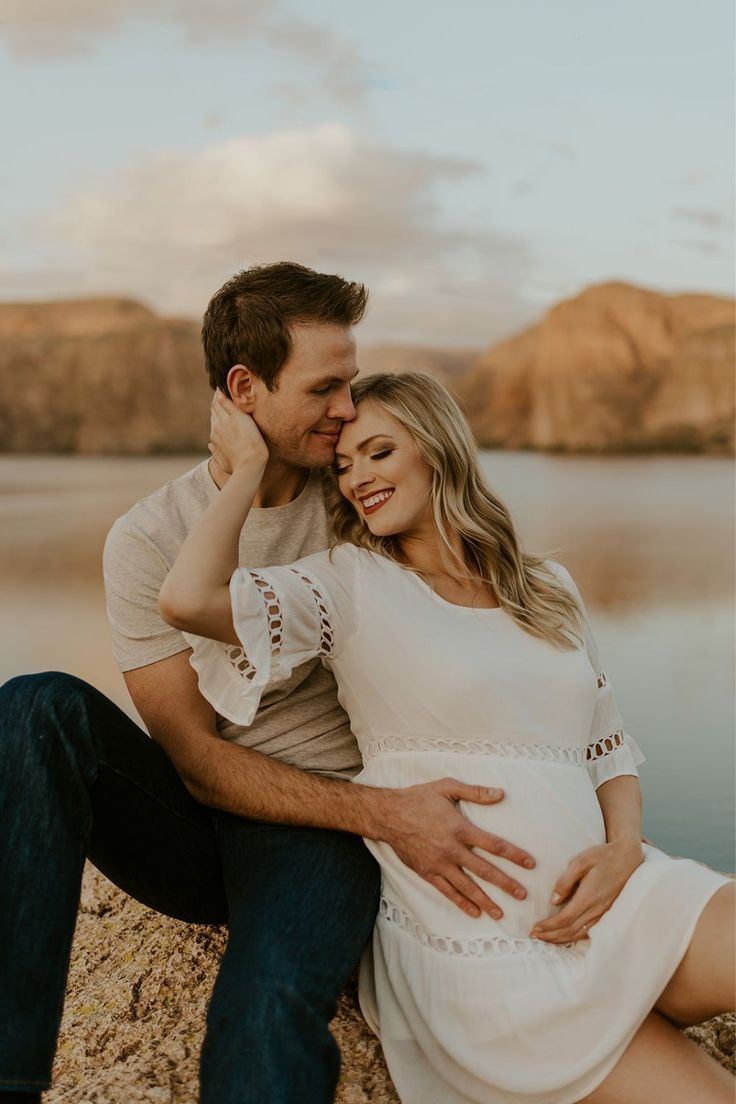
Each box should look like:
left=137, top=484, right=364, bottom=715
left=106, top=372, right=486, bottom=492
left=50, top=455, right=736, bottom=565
left=201, top=262, right=368, bottom=393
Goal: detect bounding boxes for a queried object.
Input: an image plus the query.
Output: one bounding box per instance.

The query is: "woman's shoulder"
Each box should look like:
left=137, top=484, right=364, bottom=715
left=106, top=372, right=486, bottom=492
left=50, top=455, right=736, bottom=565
left=285, top=542, right=373, bottom=587
left=538, top=558, right=585, bottom=606
left=542, top=558, right=573, bottom=586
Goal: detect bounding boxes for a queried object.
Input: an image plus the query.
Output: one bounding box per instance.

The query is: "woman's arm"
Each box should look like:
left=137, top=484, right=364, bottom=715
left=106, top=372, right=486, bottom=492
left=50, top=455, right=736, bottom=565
left=530, top=775, right=644, bottom=943
left=597, top=773, right=643, bottom=846
left=158, top=391, right=268, bottom=644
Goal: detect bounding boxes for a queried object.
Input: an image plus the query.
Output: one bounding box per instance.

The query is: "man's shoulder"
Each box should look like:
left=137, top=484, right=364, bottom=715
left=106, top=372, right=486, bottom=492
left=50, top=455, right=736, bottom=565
left=106, top=459, right=213, bottom=562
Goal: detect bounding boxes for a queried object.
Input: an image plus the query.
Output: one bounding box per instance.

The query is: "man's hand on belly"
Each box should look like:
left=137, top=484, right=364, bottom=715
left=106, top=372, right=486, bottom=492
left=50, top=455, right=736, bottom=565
left=368, top=778, right=536, bottom=920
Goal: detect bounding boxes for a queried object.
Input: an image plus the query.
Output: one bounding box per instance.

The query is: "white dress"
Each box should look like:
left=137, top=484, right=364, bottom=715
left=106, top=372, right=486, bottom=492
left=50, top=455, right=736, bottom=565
left=186, top=545, right=729, bottom=1104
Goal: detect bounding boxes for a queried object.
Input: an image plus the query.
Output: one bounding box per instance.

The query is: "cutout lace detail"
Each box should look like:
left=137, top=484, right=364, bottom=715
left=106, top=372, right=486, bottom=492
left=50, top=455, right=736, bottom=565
left=290, top=570, right=334, bottom=656
left=362, top=733, right=589, bottom=765
left=378, top=897, right=587, bottom=958
left=224, top=570, right=284, bottom=683
left=250, top=571, right=283, bottom=656
left=585, top=730, right=625, bottom=762
left=225, top=645, right=257, bottom=682
left=597, top=670, right=608, bottom=689
left=362, top=732, right=629, bottom=766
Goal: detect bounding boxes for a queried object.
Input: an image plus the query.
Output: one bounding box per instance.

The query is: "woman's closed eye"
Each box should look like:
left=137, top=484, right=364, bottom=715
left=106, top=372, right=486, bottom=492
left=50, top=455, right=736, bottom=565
left=335, top=448, right=393, bottom=476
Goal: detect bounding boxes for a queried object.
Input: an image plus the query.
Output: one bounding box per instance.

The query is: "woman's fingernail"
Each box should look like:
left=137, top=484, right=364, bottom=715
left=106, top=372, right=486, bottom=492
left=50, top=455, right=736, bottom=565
left=551, top=892, right=561, bottom=905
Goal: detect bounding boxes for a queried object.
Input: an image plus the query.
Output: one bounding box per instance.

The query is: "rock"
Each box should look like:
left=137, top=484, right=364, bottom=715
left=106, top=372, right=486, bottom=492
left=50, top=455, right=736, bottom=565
left=0, top=298, right=157, bottom=340
left=358, top=343, right=477, bottom=386
left=0, top=298, right=474, bottom=456
left=47, top=866, right=732, bottom=1102
left=0, top=313, right=210, bottom=455
left=48, top=865, right=399, bottom=1103
left=455, top=282, right=735, bottom=452
left=0, top=284, right=733, bottom=455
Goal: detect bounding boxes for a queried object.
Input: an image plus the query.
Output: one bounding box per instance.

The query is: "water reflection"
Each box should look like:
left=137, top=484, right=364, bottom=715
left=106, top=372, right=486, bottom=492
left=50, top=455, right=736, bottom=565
left=1, top=454, right=733, bottom=870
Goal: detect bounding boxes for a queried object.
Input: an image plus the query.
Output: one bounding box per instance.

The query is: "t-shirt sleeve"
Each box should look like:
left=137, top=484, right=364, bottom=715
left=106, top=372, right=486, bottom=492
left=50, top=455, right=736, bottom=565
left=185, top=546, right=359, bottom=727
left=552, top=562, right=645, bottom=790
left=103, top=517, right=190, bottom=672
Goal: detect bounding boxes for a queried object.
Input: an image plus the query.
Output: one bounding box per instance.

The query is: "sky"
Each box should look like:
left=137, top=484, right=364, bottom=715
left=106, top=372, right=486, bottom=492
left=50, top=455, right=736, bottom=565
left=0, top=0, right=733, bottom=346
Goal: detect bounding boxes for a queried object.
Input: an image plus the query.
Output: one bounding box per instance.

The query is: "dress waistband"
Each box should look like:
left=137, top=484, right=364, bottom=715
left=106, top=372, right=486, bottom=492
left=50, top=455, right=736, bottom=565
left=377, top=896, right=589, bottom=959
left=361, top=732, right=626, bottom=767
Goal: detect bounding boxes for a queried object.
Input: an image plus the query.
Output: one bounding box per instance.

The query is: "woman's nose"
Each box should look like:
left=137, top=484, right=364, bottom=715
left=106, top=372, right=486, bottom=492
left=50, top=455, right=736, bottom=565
left=350, top=465, right=374, bottom=492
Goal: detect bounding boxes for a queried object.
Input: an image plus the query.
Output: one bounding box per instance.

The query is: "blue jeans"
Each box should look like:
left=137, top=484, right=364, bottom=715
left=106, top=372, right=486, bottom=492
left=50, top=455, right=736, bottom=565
left=0, top=672, right=380, bottom=1102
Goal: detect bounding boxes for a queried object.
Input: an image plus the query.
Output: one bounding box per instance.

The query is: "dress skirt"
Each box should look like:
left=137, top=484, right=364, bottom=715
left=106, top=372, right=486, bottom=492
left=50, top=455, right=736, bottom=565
left=356, top=751, right=730, bottom=1104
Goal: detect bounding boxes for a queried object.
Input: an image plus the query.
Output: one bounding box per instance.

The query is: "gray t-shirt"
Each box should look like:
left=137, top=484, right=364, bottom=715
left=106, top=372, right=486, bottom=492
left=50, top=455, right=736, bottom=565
left=103, top=459, right=362, bottom=779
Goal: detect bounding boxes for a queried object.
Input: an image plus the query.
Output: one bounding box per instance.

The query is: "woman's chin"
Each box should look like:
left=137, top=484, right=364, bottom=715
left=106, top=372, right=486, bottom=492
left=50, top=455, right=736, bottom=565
left=365, top=516, right=402, bottom=537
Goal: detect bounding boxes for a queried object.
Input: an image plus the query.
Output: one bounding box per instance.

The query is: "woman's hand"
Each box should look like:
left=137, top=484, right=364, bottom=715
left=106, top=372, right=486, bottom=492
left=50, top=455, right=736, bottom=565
left=529, top=836, right=643, bottom=944
left=208, top=389, right=269, bottom=475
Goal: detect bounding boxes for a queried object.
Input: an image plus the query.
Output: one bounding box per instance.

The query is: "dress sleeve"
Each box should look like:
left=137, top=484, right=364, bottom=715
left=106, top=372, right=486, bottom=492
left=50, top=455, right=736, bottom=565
left=552, top=563, right=645, bottom=790
left=184, top=546, right=358, bottom=727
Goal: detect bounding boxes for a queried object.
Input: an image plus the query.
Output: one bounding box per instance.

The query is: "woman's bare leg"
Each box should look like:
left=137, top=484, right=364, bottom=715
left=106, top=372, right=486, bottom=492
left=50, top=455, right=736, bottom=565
left=656, top=882, right=736, bottom=1025
left=579, top=1010, right=733, bottom=1104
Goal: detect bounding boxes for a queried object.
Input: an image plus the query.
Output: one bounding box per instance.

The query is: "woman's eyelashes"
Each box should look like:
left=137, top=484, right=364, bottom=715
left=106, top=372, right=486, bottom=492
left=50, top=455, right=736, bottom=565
left=335, top=448, right=394, bottom=476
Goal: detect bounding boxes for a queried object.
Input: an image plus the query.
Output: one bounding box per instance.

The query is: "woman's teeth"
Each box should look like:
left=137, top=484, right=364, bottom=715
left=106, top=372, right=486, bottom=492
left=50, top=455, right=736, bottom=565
left=362, top=490, right=394, bottom=513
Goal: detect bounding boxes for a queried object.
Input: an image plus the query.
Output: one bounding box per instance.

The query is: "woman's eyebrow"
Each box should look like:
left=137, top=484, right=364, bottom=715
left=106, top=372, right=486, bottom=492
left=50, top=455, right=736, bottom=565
left=334, top=434, right=394, bottom=459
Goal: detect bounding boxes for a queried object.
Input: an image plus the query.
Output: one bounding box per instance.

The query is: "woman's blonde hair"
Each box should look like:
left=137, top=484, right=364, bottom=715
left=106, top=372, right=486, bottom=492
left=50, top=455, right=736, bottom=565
left=325, top=372, right=583, bottom=648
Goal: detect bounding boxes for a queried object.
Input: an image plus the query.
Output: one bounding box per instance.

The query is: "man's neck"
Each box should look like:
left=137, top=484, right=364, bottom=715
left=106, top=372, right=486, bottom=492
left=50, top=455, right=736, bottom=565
left=208, top=457, right=310, bottom=508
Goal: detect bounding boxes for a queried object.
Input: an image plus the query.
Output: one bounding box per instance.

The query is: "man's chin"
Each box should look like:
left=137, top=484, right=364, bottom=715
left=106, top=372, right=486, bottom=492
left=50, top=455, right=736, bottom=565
left=279, top=442, right=335, bottom=471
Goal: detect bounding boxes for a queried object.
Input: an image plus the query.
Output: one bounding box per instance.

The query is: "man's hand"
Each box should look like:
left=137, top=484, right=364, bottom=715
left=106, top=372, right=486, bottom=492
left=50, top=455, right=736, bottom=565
left=529, top=836, right=643, bottom=944
left=370, top=778, right=535, bottom=919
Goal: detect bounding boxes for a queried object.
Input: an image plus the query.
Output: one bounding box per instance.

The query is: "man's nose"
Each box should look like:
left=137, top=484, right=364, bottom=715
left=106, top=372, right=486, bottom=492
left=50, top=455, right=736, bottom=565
left=328, top=387, right=356, bottom=423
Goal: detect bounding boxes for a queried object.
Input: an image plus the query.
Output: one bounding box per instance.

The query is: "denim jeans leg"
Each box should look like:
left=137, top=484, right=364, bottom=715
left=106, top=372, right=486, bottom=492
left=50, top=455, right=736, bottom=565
left=200, top=816, right=380, bottom=1104
left=0, top=671, right=227, bottom=1093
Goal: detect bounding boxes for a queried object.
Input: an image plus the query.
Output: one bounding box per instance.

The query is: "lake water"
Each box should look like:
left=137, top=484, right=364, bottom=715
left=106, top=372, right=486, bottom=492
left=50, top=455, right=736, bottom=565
left=0, top=453, right=733, bottom=871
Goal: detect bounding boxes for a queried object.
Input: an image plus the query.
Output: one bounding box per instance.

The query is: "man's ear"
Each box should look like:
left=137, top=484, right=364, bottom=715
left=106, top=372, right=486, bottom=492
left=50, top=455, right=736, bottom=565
left=226, top=365, right=258, bottom=412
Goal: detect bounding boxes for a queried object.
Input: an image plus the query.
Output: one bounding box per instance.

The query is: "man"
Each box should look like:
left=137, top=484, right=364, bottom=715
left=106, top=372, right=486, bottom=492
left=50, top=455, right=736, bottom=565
left=0, top=262, right=534, bottom=1104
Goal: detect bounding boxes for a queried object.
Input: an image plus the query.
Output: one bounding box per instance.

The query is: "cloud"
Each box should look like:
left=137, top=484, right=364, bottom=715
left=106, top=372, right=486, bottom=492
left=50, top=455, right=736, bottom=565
left=26, top=124, right=533, bottom=345
left=0, top=0, right=265, bottom=56
left=548, top=141, right=575, bottom=160
left=673, top=239, right=720, bottom=256
left=671, top=207, right=724, bottom=228
left=0, top=0, right=370, bottom=106
left=680, top=168, right=708, bottom=189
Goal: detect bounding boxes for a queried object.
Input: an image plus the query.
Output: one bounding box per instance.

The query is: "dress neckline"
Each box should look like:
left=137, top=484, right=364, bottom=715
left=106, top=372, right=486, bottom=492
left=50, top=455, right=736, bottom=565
left=372, top=550, right=503, bottom=613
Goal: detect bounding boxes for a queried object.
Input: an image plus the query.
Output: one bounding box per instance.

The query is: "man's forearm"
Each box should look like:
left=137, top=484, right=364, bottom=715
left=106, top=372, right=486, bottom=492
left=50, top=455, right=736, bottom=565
left=173, top=726, right=388, bottom=837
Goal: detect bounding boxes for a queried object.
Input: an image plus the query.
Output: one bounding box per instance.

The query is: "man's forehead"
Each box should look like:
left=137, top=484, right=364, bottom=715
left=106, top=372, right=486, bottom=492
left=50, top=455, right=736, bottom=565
left=289, top=320, right=356, bottom=349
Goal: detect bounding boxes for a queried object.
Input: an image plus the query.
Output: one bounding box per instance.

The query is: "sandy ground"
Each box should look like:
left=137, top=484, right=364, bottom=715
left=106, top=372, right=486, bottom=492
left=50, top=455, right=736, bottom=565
left=45, top=865, right=733, bottom=1103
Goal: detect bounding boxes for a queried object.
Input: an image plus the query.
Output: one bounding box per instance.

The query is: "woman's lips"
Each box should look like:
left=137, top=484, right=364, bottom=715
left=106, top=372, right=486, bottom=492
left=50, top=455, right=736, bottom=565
left=361, top=489, right=395, bottom=515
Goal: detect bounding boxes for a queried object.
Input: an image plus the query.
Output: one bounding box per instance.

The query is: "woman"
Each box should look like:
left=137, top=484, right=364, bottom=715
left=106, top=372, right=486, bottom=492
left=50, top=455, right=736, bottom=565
left=159, top=373, right=734, bottom=1103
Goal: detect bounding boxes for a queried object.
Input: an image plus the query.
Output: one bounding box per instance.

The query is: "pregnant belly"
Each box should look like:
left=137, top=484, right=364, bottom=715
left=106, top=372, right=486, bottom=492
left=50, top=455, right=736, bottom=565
left=355, top=750, right=607, bottom=941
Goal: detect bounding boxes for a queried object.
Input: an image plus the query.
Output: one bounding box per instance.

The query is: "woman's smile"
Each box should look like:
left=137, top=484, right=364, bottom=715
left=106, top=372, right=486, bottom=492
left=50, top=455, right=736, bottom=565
left=359, top=488, right=395, bottom=514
